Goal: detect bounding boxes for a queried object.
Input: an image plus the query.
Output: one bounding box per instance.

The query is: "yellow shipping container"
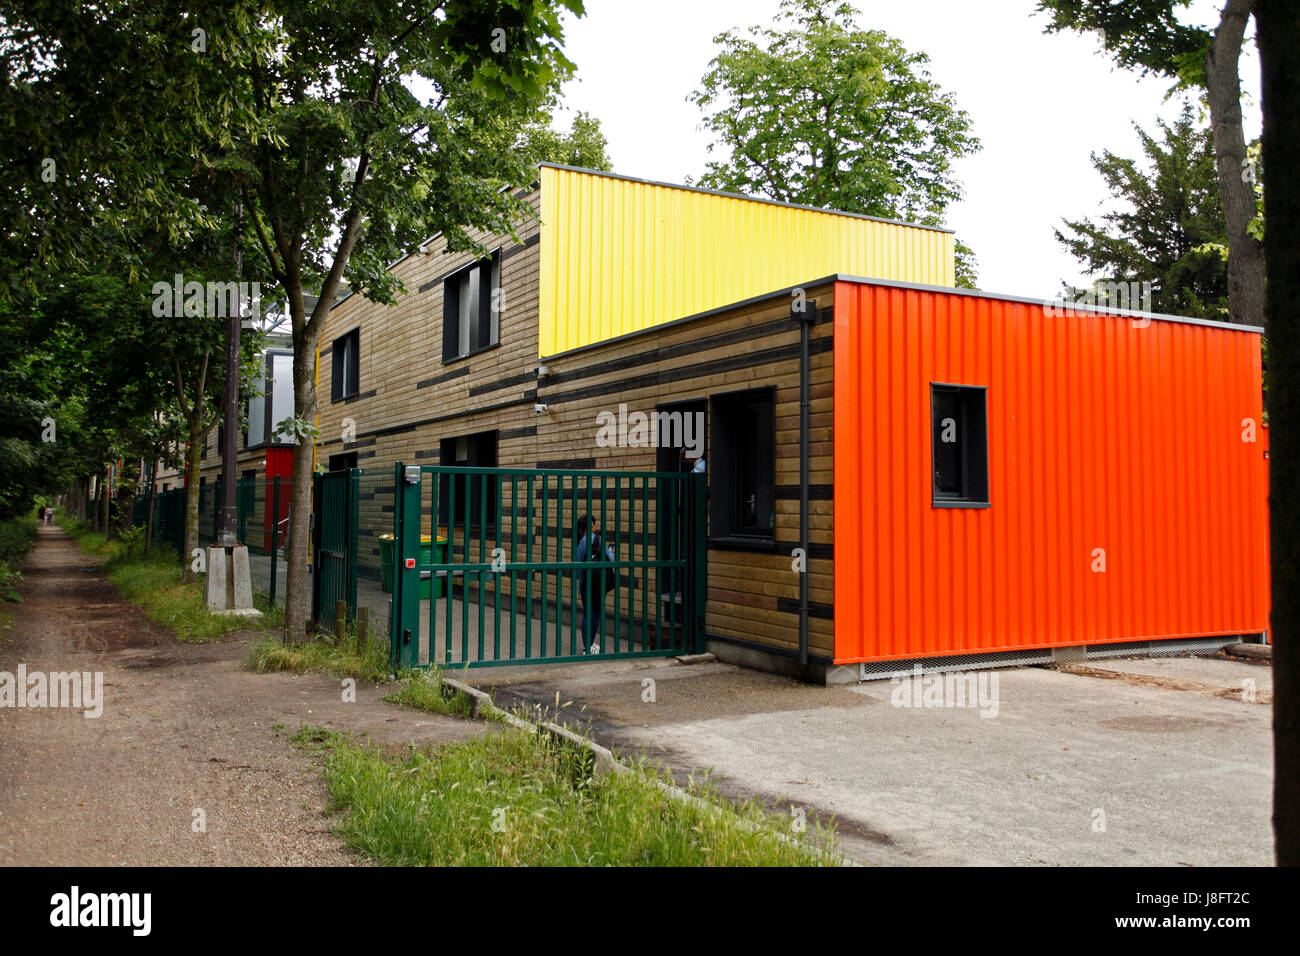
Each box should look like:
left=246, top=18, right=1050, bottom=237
left=537, top=163, right=955, bottom=356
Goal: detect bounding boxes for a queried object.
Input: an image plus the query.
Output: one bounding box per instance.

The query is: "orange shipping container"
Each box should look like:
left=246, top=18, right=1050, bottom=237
left=832, top=278, right=1269, bottom=665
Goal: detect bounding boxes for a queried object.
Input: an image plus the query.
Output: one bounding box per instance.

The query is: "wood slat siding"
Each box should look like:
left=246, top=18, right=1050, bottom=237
left=178, top=188, right=836, bottom=660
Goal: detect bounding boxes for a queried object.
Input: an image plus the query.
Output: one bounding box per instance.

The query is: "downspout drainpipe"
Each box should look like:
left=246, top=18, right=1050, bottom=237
left=794, top=296, right=814, bottom=668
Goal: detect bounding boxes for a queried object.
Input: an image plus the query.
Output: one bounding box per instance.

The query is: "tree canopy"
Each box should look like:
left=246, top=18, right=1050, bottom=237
left=689, top=0, right=980, bottom=284
left=1056, top=104, right=1232, bottom=320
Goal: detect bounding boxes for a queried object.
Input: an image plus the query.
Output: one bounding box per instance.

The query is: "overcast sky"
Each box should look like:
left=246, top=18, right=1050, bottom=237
left=546, top=0, right=1262, bottom=298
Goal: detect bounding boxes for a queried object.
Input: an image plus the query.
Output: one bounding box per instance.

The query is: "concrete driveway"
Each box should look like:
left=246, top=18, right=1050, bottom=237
left=464, top=652, right=1273, bottom=866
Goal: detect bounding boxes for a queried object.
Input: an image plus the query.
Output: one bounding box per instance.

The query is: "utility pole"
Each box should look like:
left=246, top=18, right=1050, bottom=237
left=216, top=200, right=242, bottom=547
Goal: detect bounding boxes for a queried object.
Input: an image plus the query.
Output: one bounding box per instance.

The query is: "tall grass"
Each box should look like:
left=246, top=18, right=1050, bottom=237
left=245, top=630, right=390, bottom=682
left=65, top=520, right=284, bottom=641
left=296, top=726, right=839, bottom=867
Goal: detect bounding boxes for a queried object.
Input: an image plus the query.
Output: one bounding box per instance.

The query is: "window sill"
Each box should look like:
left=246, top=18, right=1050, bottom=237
left=932, top=499, right=991, bottom=509
left=708, top=535, right=777, bottom=553
left=442, top=342, right=500, bottom=366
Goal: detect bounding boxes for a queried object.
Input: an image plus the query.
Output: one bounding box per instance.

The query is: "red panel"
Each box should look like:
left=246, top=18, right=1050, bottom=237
left=262, top=447, right=294, bottom=553
left=832, top=281, right=1270, bottom=664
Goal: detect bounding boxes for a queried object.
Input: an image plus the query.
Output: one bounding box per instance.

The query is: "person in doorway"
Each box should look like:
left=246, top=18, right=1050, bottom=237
left=573, top=514, right=614, bottom=655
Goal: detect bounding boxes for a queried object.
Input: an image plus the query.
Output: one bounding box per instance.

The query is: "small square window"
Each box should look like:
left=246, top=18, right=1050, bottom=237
left=331, top=328, right=359, bottom=402
left=931, top=383, right=989, bottom=507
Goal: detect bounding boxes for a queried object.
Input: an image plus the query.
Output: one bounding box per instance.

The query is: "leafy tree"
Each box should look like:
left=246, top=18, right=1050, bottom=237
left=520, top=105, right=612, bottom=170
left=1055, top=104, right=1231, bottom=319
left=688, top=0, right=981, bottom=285
left=1036, top=0, right=1264, bottom=327
left=3, top=0, right=586, bottom=636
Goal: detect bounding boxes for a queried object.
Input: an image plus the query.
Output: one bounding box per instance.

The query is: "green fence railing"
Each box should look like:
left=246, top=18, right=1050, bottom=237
left=390, top=463, right=707, bottom=672
left=312, top=468, right=361, bottom=634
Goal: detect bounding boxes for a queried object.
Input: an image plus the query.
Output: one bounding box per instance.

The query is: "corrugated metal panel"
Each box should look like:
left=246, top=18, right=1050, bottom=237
left=537, top=165, right=954, bottom=356
left=832, top=280, right=1270, bottom=664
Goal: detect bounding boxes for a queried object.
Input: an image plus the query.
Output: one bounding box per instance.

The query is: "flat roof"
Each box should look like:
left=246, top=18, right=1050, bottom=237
left=543, top=273, right=1259, bottom=359
left=538, top=162, right=955, bottom=234
left=831, top=274, right=1263, bottom=334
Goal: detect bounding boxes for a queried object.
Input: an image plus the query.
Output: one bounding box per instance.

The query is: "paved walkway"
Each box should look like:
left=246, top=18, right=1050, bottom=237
left=462, top=651, right=1275, bottom=866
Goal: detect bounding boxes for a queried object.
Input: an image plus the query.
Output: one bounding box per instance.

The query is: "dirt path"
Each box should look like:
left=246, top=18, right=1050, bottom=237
left=0, top=526, right=488, bottom=866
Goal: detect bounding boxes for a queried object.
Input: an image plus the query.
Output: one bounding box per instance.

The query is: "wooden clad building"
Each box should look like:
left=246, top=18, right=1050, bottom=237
left=175, top=163, right=1269, bottom=683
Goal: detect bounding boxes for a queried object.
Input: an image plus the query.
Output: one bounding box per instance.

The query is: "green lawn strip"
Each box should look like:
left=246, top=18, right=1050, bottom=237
left=63, top=518, right=284, bottom=641
left=293, top=724, right=840, bottom=867
left=382, top=669, right=476, bottom=719
left=245, top=631, right=390, bottom=682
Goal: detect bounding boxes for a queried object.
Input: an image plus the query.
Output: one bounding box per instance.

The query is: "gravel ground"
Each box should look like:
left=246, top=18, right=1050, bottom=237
left=0, top=525, right=490, bottom=866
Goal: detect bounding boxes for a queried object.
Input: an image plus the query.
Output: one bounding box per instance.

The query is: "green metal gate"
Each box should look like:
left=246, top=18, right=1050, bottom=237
left=312, top=468, right=361, bottom=634
left=390, top=464, right=706, bottom=671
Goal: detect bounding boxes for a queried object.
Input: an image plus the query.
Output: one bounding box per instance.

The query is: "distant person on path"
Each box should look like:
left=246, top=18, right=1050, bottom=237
left=573, top=514, right=614, bottom=655
left=37, top=506, right=46, bottom=525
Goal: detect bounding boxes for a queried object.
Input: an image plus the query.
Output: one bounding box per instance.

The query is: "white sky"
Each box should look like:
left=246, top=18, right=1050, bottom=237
left=548, top=0, right=1262, bottom=298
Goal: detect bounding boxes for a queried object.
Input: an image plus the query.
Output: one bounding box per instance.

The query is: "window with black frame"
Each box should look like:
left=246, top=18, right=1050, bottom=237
left=931, top=383, right=989, bottom=507
left=442, top=251, right=501, bottom=362
left=437, top=430, right=499, bottom=528
left=331, top=328, right=359, bottom=401
left=710, top=388, right=776, bottom=544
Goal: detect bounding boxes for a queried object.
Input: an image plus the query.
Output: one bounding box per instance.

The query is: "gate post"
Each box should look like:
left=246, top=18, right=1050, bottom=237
left=347, top=467, right=361, bottom=620
left=686, top=472, right=708, bottom=653
left=392, top=462, right=422, bottom=672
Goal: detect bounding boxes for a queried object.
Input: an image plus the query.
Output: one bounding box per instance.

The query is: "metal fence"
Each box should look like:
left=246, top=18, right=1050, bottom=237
left=389, top=463, right=707, bottom=671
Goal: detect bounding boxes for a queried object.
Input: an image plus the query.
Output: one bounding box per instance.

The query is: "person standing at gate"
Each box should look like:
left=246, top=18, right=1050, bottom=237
left=573, top=514, right=614, bottom=655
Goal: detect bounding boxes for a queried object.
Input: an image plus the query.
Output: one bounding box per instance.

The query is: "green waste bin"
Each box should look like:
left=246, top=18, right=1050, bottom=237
left=379, top=534, right=395, bottom=594
left=380, top=533, right=446, bottom=599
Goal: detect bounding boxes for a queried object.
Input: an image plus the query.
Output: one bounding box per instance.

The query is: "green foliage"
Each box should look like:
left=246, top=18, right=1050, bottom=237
left=1035, top=0, right=1209, bottom=82
left=1055, top=104, right=1232, bottom=320
left=520, top=105, right=612, bottom=170
left=384, top=670, right=475, bottom=719
left=245, top=631, right=391, bottom=683
left=0, top=514, right=39, bottom=566
left=67, top=529, right=283, bottom=640
left=295, top=725, right=839, bottom=866
left=689, top=0, right=980, bottom=274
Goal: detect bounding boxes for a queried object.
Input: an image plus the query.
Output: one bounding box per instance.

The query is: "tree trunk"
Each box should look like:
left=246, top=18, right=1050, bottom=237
left=1206, top=0, right=1267, bottom=326
left=284, top=332, right=318, bottom=644
left=1257, top=0, right=1300, bottom=868
left=182, top=420, right=204, bottom=584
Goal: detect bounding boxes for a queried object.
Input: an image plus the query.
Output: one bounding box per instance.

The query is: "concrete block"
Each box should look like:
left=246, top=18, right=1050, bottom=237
left=204, top=546, right=227, bottom=609
left=231, top=545, right=254, bottom=610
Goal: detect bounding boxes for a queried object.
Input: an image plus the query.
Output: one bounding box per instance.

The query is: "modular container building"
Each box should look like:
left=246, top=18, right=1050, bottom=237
left=831, top=277, right=1269, bottom=677
left=173, top=164, right=1269, bottom=682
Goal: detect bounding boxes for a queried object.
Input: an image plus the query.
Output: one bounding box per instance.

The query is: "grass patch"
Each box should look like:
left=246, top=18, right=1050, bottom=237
left=245, top=629, right=390, bottom=682
left=294, top=725, right=839, bottom=867
left=64, top=518, right=285, bottom=641
left=383, top=669, right=474, bottom=719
